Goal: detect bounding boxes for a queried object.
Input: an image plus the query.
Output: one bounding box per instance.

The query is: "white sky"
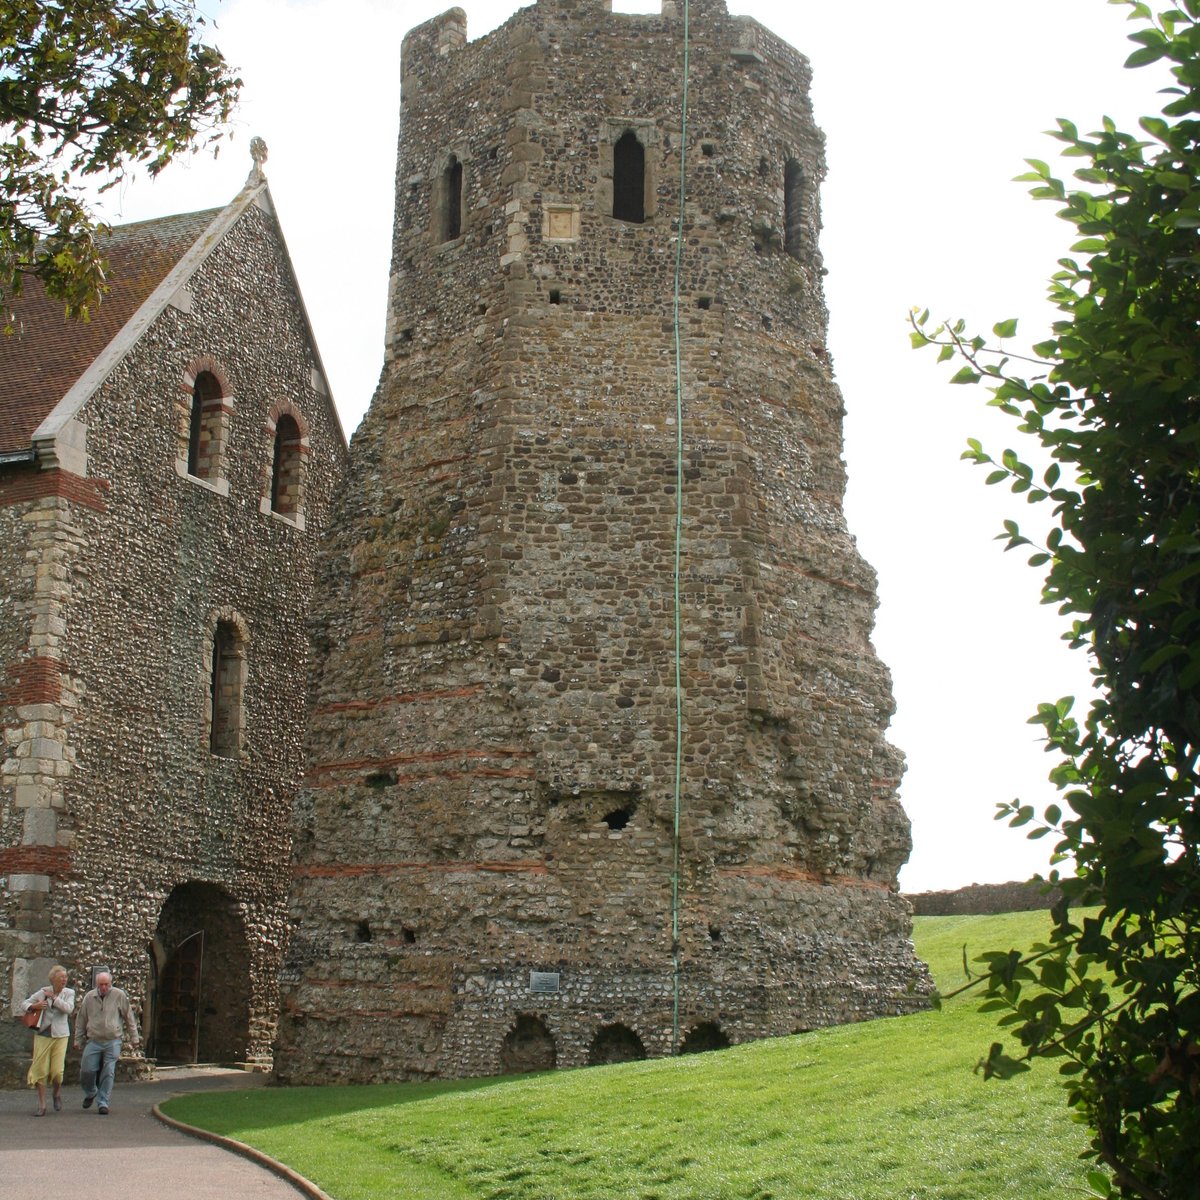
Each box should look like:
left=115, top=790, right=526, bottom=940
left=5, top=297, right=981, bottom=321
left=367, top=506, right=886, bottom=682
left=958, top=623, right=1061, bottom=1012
left=92, top=0, right=1172, bottom=891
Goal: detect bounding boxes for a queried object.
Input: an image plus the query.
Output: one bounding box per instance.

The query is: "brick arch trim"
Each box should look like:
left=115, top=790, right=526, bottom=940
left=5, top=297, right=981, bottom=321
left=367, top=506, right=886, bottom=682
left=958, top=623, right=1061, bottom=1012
left=264, top=399, right=311, bottom=443
left=181, top=355, right=234, bottom=400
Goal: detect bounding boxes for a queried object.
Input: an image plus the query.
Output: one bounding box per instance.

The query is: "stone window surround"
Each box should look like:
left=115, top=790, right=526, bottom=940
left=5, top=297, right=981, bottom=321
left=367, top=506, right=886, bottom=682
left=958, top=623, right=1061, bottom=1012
left=176, top=355, right=233, bottom=497
left=203, top=607, right=250, bottom=760
left=598, top=119, right=659, bottom=223
left=259, top=400, right=311, bottom=530
left=432, top=145, right=471, bottom=245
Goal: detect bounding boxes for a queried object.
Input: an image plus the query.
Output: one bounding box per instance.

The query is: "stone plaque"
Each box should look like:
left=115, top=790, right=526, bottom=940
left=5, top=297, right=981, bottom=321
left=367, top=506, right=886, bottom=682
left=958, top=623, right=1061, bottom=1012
left=529, top=970, right=560, bottom=994
left=544, top=207, right=579, bottom=241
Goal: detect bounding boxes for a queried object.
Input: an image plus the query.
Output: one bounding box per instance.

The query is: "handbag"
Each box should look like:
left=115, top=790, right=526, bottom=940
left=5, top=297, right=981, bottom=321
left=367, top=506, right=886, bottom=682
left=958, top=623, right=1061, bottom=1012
left=20, top=1008, right=40, bottom=1029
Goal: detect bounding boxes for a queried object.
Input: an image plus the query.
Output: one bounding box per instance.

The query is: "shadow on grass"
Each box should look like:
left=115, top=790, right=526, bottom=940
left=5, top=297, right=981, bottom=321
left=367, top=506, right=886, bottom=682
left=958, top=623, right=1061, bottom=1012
left=161, top=1072, right=547, bottom=1136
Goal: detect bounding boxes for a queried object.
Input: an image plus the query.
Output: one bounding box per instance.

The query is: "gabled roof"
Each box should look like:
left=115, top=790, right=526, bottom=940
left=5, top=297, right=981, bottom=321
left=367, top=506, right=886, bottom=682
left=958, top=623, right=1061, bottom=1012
left=0, top=208, right=220, bottom=458
left=0, top=163, right=343, bottom=461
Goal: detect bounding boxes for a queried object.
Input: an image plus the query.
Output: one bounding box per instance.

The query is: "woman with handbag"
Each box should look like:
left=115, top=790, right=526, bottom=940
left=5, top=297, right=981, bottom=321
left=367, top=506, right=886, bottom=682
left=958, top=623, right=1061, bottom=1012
left=20, top=965, right=75, bottom=1116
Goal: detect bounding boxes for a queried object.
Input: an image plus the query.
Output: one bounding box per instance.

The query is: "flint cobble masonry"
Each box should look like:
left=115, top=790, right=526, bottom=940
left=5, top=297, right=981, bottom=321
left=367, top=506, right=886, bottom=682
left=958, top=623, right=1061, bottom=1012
left=275, top=0, right=932, bottom=1084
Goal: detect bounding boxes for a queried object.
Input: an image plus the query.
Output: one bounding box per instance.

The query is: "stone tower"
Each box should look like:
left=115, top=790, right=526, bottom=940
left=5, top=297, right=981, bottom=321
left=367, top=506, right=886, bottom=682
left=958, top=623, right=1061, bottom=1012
left=275, top=0, right=930, bottom=1083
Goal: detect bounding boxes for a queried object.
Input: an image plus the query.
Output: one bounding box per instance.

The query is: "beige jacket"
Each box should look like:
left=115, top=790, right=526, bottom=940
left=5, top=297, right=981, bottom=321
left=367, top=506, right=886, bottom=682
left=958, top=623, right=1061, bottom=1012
left=74, top=986, right=140, bottom=1046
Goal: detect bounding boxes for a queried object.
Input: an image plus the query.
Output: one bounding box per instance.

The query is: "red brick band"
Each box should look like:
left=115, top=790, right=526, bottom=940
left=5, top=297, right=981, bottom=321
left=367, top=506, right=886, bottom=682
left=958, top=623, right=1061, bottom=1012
left=0, top=467, right=106, bottom=511
left=1, top=656, right=65, bottom=706
left=0, top=845, right=73, bottom=877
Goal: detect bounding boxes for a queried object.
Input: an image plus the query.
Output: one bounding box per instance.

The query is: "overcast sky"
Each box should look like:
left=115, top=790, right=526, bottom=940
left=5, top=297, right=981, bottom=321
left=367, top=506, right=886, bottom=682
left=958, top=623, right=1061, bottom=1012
left=94, top=0, right=1171, bottom=891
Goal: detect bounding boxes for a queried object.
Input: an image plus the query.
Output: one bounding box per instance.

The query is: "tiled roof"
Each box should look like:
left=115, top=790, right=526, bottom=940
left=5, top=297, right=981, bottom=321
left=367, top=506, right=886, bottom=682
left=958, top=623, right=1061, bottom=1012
left=0, top=208, right=221, bottom=457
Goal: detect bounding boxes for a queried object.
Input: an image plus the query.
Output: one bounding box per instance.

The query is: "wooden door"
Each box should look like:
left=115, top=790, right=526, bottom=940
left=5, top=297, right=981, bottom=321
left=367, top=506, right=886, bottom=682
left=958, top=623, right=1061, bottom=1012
left=155, top=930, right=204, bottom=1063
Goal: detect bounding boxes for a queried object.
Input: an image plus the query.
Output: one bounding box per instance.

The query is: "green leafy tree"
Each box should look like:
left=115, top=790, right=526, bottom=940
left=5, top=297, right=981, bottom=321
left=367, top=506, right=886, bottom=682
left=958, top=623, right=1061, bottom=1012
left=1, top=0, right=241, bottom=320
left=911, top=3, right=1200, bottom=1195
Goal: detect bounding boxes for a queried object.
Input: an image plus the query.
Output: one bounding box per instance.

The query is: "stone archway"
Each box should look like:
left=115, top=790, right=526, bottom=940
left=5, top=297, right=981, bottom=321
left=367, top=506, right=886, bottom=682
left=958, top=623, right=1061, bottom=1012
left=680, top=1021, right=730, bottom=1055
left=500, top=1014, right=556, bottom=1074
left=587, top=1023, right=646, bottom=1066
left=148, top=882, right=250, bottom=1064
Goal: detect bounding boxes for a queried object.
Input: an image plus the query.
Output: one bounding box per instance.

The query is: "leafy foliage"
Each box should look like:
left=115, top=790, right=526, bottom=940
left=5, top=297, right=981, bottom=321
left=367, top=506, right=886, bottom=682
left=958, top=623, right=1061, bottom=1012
left=911, top=3, right=1200, bottom=1195
left=0, top=0, right=240, bottom=320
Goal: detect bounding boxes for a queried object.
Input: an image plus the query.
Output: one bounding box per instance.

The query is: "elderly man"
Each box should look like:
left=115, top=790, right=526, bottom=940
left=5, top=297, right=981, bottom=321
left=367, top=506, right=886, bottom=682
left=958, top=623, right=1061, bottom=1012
left=74, top=970, right=140, bottom=1114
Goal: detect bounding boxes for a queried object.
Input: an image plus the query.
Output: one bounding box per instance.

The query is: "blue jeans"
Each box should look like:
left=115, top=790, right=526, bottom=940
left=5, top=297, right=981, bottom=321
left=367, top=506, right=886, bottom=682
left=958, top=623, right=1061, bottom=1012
left=79, top=1038, right=121, bottom=1108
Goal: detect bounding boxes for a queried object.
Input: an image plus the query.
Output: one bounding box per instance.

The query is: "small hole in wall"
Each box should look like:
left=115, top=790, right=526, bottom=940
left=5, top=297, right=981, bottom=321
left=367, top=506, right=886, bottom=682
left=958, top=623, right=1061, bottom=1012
left=697, top=296, right=712, bottom=310
left=355, top=920, right=372, bottom=943
left=708, top=925, right=722, bottom=943
left=402, top=927, right=417, bottom=944
left=603, top=806, right=634, bottom=831
left=549, top=288, right=561, bottom=304
left=488, top=145, right=499, bottom=160
left=364, top=769, right=397, bottom=789
left=758, top=156, right=771, bottom=177
left=477, top=303, right=488, bottom=315
left=401, top=328, right=413, bottom=342
left=701, top=143, right=715, bottom=157
left=762, top=315, right=772, bottom=330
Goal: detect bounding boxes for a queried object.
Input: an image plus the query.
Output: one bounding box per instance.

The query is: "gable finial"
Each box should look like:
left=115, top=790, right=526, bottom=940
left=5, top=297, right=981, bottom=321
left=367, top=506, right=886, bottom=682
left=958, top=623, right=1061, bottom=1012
left=249, top=136, right=268, bottom=183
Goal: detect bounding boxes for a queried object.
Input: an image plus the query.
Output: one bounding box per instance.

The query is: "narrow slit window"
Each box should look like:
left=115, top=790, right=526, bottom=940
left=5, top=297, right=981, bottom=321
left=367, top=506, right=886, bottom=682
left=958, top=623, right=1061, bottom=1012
left=613, top=130, right=645, bottom=224
left=209, top=620, right=245, bottom=758
left=441, top=155, right=463, bottom=242
left=784, top=159, right=804, bottom=259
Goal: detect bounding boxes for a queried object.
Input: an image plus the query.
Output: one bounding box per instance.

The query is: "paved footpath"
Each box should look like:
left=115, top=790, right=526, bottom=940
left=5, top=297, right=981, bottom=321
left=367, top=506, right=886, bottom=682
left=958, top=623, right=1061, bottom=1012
left=0, top=1066, right=325, bottom=1199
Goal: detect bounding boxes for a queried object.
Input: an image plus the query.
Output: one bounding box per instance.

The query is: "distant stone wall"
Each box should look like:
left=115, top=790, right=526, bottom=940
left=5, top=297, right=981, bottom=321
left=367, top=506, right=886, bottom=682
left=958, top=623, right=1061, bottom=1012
left=277, top=0, right=931, bottom=1086
left=906, top=880, right=1061, bottom=916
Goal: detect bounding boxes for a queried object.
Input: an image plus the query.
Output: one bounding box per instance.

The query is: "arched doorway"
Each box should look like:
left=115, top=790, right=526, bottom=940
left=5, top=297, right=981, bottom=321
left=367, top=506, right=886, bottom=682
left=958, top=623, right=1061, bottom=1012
left=147, top=882, right=250, bottom=1064
left=500, top=1014, right=556, bottom=1074
left=680, top=1021, right=730, bottom=1055
left=587, top=1023, right=646, bottom=1066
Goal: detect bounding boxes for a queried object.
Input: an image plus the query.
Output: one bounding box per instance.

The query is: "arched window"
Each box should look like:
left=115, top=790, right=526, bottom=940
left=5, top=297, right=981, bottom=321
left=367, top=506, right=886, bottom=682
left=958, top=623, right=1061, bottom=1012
left=784, top=158, right=804, bottom=259
left=613, top=130, right=645, bottom=224
left=188, top=371, right=223, bottom=479
left=439, top=155, right=464, bottom=242
left=209, top=620, right=246, bottom=758
left=270, top=414, right=302, bottom=516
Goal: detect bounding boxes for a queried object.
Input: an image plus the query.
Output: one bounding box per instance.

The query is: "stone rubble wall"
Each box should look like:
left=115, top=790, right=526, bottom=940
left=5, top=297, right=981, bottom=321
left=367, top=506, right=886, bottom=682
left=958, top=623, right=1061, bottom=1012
left=277, top=0, right=931, bottom=1086
left=907, top=880, right=1062, bottom=916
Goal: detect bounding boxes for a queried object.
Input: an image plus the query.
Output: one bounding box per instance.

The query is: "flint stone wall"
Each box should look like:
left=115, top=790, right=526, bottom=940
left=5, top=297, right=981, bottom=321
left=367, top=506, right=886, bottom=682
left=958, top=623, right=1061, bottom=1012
left=1, top=198, right=347, bottom=1083
left=277, top=0, right=931, bottom=1085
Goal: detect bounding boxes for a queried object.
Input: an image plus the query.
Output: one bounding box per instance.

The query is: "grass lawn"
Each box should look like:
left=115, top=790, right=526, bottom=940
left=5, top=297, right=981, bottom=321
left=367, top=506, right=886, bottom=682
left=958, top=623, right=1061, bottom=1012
left=163, top=910, right=1090, bottom=1199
